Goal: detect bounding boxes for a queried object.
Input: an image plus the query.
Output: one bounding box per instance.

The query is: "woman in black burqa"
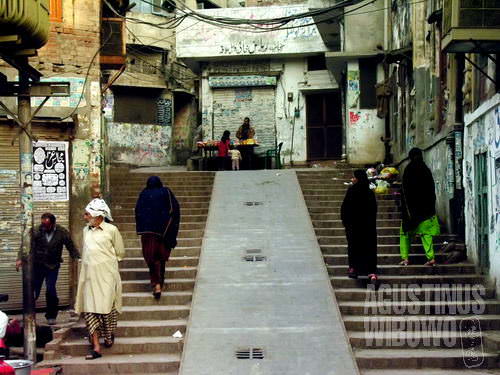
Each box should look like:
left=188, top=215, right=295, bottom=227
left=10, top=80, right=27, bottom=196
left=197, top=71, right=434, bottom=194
left=135, top=176, right=180, bottom=299
left=341, top=169, right=378, bottom=282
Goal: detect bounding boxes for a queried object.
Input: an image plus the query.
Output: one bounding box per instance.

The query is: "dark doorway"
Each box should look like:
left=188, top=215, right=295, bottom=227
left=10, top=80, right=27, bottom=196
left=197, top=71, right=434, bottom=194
left=306, top=91, right=342, bottom=160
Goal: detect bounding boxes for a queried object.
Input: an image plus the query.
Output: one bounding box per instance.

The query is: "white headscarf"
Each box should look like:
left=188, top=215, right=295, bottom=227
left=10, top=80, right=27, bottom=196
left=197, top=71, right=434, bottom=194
left=85, top=198, right=113, bottom=222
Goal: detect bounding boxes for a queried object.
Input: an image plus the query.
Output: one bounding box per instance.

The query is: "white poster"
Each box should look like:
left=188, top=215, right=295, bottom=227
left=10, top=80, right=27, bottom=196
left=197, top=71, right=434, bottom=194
left=32, top=141, right=69, bottom=201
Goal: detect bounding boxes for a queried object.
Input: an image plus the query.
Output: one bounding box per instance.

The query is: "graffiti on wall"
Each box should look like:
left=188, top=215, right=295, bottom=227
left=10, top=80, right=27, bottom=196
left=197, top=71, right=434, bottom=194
left=464, top=99, right=500, bottom=264
left=347, top=70, right=360, bottom=109
left=177, top=5, right=326, bottom=58
left=108, top=122, right=171, bottom=166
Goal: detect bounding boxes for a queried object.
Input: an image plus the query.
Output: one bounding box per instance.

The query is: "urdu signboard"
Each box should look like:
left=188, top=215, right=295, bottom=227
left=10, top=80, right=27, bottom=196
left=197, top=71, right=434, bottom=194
left=32, top=141, right=69, bottom=201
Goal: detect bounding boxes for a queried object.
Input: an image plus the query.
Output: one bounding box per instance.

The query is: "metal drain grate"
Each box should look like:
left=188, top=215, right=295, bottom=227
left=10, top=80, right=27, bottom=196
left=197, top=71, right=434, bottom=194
left=243, top=249, right=266, bottom=262
left=243, top=255, right=267, bottom=262
left=236, top=348, right=265, bottom=359
left=243, top=201, right=263, bottom=206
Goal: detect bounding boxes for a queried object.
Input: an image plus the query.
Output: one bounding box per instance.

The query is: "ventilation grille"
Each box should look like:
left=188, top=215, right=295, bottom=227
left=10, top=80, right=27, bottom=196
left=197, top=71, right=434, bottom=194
left=236, top=348, right=264, bottom=359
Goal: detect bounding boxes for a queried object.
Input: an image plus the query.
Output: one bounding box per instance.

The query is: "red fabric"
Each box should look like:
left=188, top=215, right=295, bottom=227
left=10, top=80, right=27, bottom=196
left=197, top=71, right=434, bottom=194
left=217, top=140, right=230, bottom=157
left=32, top=370, right=59, bottom=375
left=141, top=234, right=171, bottom=287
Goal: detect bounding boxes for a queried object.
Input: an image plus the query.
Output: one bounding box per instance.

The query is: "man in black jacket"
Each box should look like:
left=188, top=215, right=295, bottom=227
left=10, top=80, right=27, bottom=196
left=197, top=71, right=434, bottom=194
left=16, top=213, right=80, bottom=325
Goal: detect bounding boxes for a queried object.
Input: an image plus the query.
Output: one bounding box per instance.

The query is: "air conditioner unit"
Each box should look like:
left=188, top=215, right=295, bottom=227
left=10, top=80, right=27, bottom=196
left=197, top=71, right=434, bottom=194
left=442, top=0, right=500, bottom=53
left=100, top=18, right=126, bottom=69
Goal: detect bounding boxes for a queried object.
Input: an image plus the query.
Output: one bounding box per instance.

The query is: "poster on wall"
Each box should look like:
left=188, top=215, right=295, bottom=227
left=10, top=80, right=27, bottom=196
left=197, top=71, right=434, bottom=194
left=32, top=141, right=69, bottom=201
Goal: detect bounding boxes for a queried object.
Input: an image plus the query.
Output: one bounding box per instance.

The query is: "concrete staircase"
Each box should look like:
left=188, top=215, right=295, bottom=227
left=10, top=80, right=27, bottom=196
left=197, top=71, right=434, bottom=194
left=39, top=170, right=214, bottom=374
left=296, top=168, right=500, bottom=374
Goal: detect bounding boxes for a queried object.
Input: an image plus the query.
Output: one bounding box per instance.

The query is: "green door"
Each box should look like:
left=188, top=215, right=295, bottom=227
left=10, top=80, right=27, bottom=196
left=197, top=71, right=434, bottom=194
left=474, top=153, right=489, bottom=272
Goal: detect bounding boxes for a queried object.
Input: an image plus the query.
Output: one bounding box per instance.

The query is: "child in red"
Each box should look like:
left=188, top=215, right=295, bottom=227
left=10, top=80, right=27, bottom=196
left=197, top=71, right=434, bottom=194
left=217, top=130, right=230, bottom=170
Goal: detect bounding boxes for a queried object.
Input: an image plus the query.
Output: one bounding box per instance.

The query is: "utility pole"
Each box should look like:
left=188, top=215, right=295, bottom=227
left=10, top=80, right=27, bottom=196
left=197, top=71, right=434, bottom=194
left=17, top=56, right=36, bottom=363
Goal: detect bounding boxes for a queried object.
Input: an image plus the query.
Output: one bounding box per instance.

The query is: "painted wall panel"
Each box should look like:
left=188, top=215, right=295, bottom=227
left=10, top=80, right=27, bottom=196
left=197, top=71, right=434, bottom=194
left=108, top=122, right=172, bottom=166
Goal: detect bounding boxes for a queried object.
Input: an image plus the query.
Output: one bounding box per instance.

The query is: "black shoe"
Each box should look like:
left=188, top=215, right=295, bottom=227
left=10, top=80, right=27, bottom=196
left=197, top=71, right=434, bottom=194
left=86, top=350, right=102, bottom=360
left=348, top=268, right=358, bottom=279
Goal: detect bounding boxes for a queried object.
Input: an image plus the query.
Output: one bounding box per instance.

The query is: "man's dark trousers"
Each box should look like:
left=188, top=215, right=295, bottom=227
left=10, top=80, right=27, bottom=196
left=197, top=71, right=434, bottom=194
left=33, top=264, right=60, bottom=320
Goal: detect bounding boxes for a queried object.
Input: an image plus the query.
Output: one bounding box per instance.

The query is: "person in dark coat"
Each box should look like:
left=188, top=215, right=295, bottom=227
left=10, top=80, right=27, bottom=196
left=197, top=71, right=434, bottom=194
left=135, top=176, right=181, bottom=299
left=341, top=169, right=378, bottom=282
left=399, top=148, right=440, bottom=266
left=16, top=213, right=80, bottom=325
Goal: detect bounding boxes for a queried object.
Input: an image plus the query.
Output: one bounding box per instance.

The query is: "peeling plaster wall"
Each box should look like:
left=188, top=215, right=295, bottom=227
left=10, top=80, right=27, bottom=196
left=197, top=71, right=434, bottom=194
left=177, top=5, right=328, bottom=59
left=464, top=95, right=500, bottom=292
left=345, top=61, right=385, bottom=164
left=107, top=122, right=172, bottom=167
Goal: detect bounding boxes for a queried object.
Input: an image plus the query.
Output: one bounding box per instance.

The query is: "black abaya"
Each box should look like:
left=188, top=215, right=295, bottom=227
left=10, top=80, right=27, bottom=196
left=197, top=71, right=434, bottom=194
left=340, top=181, right=378, bottom=275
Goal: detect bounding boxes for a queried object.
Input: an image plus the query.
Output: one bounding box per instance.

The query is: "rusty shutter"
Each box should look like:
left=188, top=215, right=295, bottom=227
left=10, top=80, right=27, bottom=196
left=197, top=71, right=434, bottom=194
left=0, top=123, right=72, bottom=311
left=212, top=87, right=276, bottom=150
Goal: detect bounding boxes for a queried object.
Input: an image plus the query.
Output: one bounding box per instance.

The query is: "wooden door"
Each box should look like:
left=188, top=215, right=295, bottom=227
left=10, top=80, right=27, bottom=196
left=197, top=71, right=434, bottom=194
left=306, top=92, right=342, bottom=160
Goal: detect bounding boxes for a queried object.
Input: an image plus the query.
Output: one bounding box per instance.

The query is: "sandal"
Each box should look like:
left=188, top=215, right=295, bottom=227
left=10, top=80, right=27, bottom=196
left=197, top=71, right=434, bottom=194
left=85, top=350, right=102, bottom=360
left=399, top=259, right=409, bottom=266
left=424, top=259, right=436, bottom=266
left=368, top=274, right=379, bottom=288
left=104, top=334, right=114, bottom=348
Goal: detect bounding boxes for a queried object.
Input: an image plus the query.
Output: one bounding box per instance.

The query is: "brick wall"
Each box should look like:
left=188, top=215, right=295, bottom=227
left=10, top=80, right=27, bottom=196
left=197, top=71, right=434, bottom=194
left=30, top=0, right=101, bottom=79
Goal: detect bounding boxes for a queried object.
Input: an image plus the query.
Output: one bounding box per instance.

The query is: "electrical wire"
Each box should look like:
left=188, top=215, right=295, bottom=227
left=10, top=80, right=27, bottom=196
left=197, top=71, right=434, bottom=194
left=58, top=23, right=114, bottom=121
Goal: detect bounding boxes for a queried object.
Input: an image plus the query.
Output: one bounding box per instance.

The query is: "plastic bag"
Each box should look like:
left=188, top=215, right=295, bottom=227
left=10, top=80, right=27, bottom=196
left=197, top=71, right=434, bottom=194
left=374, top=180, right=390, bottom=194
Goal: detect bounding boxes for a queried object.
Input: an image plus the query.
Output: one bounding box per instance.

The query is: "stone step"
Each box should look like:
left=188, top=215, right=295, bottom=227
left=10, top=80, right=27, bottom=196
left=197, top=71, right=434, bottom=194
left=115, top=214, right=208, bottom=224
left=120, top=266, right=197, bottom=280
left=121, top=305, right=190, bottom=321
left=115, top=207, right=209, bottom=216
left=112, top=180, right=213, bottom=187
left=309, top=206, right=399, bottom=214
left=339, top=300, right=500, bottom=315
left=117, top=222, right=206, bottom=232
left=350, top=330, right=500, bottom=350
left=321, top=243, right=444, bottom=255
left=121, top=256, right=199, bottom=268
left=122, top=278, right=195, bottom=293
left=327, top=263, right=477, bottom=276
left=120, top=229, right=204, bottom=240
left=303, top=192, right=399, bottom=200
left=124, top=237, right=202, bottom=248
left=59, top=336, right=183, bottom=356
left=354, top=348, right=499, bottom=369
left=113, top=195, right=210, bottom=203
left=70, top=319, right=188, bottom=337
left=113, top=201, right=210, bottom=209
left=125, top=247, right=200, bottom=258
left=38, top=353, right=180, bottom=374
left=324, top=253, right=450, bottom=266
left=305, top=200, right=398, bottom=208
left=313, top=219, right=401, bottom=228
left=113, top=188, right=212, bottom=196
left=318, top=235, right=400, bottom=245
left=311, top=212, right=401, bottom=221
left=316, top=227, right=400, bottom=237
left=331, top=274, right=485, bottom=288
left=122, top=291, right=193, bottom=306
left=343, top=315, right=500, bottom=331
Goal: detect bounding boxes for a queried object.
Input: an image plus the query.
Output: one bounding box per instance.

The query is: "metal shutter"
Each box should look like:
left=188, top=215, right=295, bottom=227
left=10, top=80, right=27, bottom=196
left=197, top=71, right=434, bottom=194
left=0, top=124, right=72, bottom=311
left=212, top=87, right=276, bottom=150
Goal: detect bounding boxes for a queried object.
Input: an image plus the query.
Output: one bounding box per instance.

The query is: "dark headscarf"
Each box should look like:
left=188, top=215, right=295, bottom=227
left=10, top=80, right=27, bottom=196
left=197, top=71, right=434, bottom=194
left=401, top=148, right=436, bottom=232
left=135, top=176, right=180, bottom=248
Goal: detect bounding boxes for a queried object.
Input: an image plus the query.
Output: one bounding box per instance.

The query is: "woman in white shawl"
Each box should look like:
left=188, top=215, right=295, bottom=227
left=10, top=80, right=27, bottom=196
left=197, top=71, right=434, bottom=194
left=75, top=199, right=125, bottom=360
